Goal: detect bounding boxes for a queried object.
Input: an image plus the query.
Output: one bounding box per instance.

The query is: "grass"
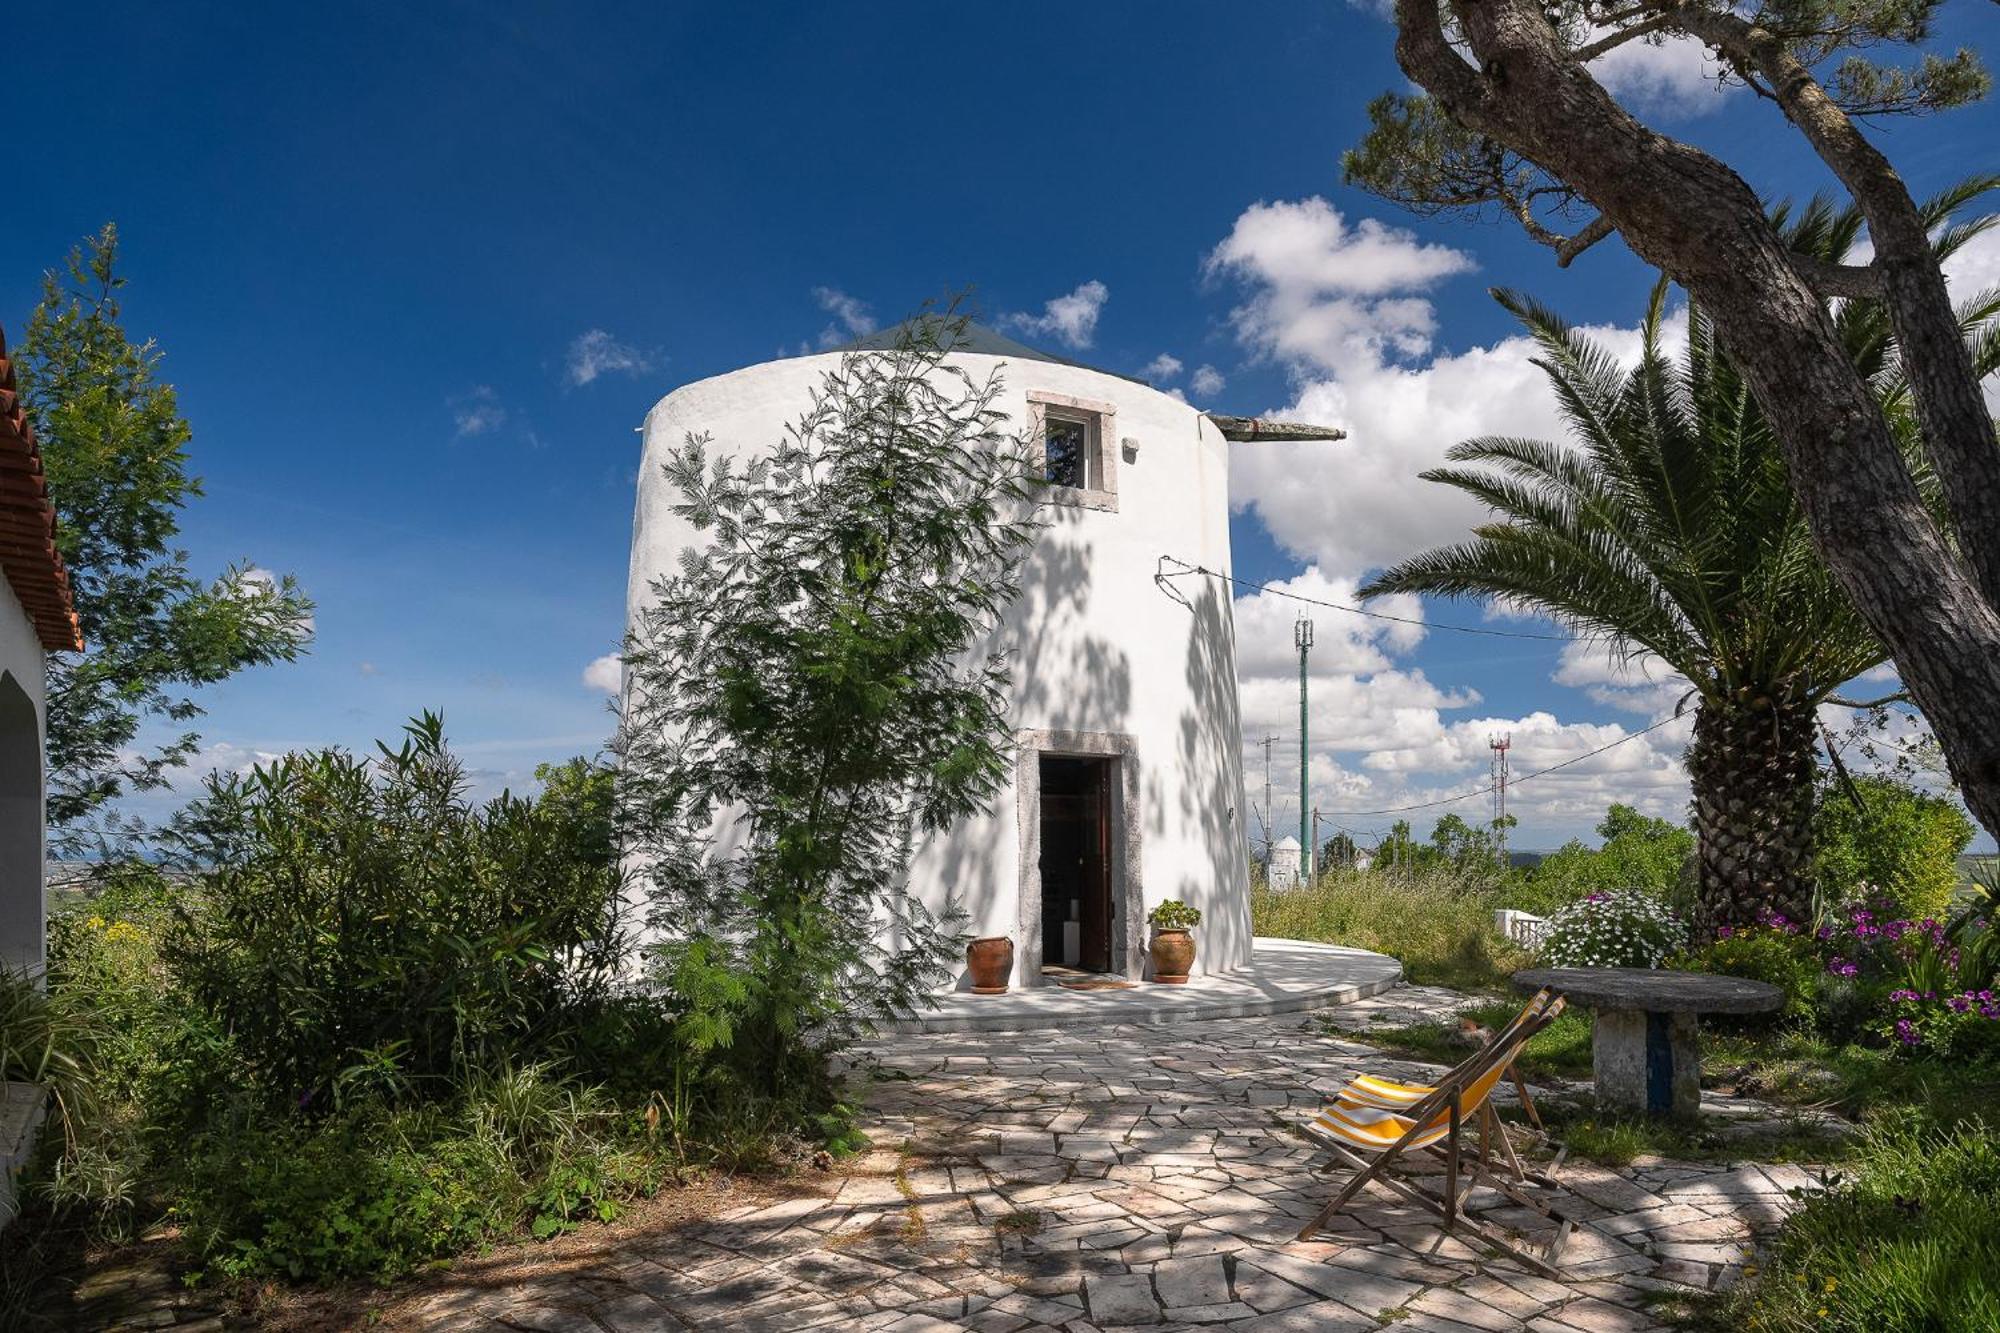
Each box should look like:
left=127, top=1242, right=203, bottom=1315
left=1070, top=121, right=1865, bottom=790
left=1251, top=867, right=1532, bottom=992
left=1325, top=999, right=1595, bottom=1082
left=1694, top=1113, right=2000, bottom=1332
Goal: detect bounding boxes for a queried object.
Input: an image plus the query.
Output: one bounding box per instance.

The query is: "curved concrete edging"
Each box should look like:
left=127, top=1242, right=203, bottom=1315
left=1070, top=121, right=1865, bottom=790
left=886, top=937, right=1403, bottom=1035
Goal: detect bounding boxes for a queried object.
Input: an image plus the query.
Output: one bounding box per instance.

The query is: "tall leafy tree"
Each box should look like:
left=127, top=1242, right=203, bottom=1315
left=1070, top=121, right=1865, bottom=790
left=1362, top=194, right=1999, bottom=929
left=618, top=310, right=1040, bottom=1107
left=15, top=226, right=313, bottom=843
left=1343, top=0, right=2000, bottom=847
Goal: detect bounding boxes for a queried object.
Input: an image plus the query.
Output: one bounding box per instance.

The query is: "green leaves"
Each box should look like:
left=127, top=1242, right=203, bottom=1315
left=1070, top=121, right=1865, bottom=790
left=619, top=306, right=1039, bottom=1099
left=16, top=226, right=314, bottom=844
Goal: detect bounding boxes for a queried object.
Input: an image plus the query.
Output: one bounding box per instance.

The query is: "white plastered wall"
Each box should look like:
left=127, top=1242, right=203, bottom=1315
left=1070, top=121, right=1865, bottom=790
left=0, top=577, right=47, bottom=978
left=627, top=351, right=1253, bottom=988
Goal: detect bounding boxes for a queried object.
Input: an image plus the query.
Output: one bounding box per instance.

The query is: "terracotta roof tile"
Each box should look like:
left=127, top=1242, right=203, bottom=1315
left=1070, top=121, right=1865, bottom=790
left=0, top=326, right=84, bottom=652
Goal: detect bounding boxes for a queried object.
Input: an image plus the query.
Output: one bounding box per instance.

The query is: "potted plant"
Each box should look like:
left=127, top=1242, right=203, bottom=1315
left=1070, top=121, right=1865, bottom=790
left=966, top=936, right=1015, bottom=994
left=1147, top=900, right=1202, bottom=984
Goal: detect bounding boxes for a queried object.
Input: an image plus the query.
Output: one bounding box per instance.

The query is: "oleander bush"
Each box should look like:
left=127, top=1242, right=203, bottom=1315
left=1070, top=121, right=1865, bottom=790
left=15, top=719, right=822, bottom=1289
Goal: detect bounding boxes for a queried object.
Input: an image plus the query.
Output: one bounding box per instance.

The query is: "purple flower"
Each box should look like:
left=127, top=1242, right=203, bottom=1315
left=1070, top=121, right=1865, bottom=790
left=1949, top=996, right=1972, bottom=1014
left=1826, top=958, right=1858, bottom=978
left=1895, top=1019, right=1922, bottom=1047
left=1889, top=988, right=1919, bottom=1003
left=1717, top=926, right=1735, bottom=939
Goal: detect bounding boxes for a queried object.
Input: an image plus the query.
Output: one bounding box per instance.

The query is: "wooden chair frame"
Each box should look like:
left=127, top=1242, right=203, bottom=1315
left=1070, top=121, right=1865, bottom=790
left=1297, top=994, right=1580, bottom=1277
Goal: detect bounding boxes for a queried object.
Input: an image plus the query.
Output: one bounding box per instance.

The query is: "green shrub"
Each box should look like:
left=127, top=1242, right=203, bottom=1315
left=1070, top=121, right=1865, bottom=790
left=1691, top=923, right=1821, bottom=1018
left=177, top=1110, right=517, bottom=1282
left=1813, top=774, right=1974, bottom=921
left=1720, top=1113, right=2000, bottom=1332
left=160, top=717, right=623, bottom=1113
left=1252, top=866, right=1530, bottom=991
left=1504, top=805, right=1694, bottom=916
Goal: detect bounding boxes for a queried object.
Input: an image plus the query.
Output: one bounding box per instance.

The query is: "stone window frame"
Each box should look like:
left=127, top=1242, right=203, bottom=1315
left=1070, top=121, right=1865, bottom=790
left=1014, top=729, right=1144, bottom=985
left=1026, top=390, right=1119, bottom=513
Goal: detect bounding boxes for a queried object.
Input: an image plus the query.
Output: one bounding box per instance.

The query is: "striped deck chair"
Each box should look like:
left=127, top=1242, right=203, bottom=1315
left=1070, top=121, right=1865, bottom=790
left=1297, top=993, right=1579, bottom=1276
left=1334, top=989, right=1551, bottom=1133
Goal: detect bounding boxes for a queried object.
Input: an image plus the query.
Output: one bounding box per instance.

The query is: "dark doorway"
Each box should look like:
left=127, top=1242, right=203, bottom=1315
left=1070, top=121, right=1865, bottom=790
left=1039, top=755, right=1115, bottom=974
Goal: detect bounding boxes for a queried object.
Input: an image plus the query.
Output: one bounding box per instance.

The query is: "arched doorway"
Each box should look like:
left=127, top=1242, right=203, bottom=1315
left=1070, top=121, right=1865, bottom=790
left=0, top=672, right=41, bottom=976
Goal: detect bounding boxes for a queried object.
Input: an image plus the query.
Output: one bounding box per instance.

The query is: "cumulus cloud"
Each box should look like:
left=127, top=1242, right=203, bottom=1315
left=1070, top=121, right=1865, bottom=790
left=1142, top=353, right=1185, bottom=381
left=1586, top=30, right=1732, bottom=117
left=1204, top=197, right=1477, bottom=374
left=1227, top=576, right=1694, bottom=840
left=1000, top=280, right=1109, bottom=349
left=1190, top=365, right=1227, bottom=399
left=812, top=286, right=877, bottom=348
left=565, top=329, right=656, bottom=386
left=1202, top=198, right=1710, bottom=841
left=1213, top=198, right=1682, bottom=578
left=450, top=385, right=507, bottom=437
left=582, top=653, right=622, bottom=694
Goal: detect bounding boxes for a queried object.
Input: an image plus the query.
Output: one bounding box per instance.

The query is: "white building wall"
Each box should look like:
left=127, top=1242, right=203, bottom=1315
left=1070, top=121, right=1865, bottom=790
left=628, top=350, right=1253, bottom=987
left=0, top=576, right=47, bottom=977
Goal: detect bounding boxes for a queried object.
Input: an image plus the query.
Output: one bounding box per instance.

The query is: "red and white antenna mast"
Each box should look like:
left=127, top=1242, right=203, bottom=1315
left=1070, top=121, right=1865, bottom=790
left=1488, top=733, right=1512, bottom=859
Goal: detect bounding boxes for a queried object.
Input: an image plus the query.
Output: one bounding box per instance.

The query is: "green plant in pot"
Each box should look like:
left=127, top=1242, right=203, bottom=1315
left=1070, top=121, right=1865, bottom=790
left=1148, top=900, right=1203, bottom=984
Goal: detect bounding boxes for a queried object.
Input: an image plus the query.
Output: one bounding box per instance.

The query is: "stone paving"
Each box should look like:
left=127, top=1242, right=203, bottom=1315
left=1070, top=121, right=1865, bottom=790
left=385, top=1003, right=1824, bottom=1333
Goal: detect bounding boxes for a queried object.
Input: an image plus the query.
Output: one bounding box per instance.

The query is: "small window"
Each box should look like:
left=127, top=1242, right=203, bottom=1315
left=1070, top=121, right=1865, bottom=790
left=1027, top=389, right=1118, bottom=512
left=1044, top=410, right=1096, bottom=491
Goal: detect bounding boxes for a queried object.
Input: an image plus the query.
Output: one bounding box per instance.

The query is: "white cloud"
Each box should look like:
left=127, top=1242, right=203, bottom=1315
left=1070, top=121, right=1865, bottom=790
left=1143, top=353, right=1184, bottom=381
left=1204, top=197, right=1477, bottom=374
left=450, top=385, right=507, bottom=437
left=1000, top=280, right=1109, bottom=349
left=1228, top=576, right=1695, bottom=840
left=1203, top=198, right=1708, bottom=842
left=1212, top=198, right=1681, bottom=579
left=582, top=653, right=622, bottom=694
left=565, top=329, right=656, bottom=387
left=1945, top=220, right=2000, bottom=294
left=812, top=286, right=877, bottom=347
left=1190, top=365, right=1226, bottom=399
left=1552, top=639, right=1690, bottom=716
left=1587, top=30, right=1732, bottom=117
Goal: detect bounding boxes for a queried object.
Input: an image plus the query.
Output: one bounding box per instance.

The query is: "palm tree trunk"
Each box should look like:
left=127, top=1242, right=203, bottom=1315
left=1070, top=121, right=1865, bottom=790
left=1688, top=684, right=1817, bottom=935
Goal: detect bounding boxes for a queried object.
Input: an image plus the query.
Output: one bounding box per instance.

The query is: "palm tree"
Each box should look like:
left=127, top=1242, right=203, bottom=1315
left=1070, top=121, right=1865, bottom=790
left=1361, top=185, right=1999, bottom=932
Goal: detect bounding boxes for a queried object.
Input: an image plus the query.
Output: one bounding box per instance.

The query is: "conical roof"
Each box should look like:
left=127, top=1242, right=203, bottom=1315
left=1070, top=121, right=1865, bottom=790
left=819, top=321, right=1147, bottom=385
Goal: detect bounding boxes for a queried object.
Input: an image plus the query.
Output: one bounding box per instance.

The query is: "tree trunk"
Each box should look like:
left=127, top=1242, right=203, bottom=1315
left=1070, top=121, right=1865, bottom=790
left=1391, top=0, right=2000, bottom=849
left=1688, top=686, right=1817, bottom=935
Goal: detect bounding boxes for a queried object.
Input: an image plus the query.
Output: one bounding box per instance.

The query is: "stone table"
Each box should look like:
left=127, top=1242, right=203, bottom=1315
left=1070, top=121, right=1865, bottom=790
left=1513, top=968, right=1783, bottom=1119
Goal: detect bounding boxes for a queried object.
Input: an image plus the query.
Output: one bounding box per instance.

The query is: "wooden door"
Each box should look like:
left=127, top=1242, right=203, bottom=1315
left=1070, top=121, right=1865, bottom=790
left=1077, top=760, right=1112, bottom=973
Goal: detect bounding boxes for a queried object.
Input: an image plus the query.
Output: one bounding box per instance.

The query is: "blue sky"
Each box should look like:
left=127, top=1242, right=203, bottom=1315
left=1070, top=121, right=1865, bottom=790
left=4, top=2, right=1995, bottom=848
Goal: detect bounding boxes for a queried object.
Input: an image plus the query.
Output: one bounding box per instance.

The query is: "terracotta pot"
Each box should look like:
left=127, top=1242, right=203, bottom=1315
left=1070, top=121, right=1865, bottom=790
left=1150, top=929, right=1195, bottom=984
left=966, top=936, right=1014, bottom=995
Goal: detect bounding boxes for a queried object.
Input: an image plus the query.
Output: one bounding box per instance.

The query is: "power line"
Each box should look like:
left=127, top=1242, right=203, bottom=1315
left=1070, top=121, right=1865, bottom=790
left=1157, top=556, right=1582, bottom=642
left=1320, top=713, right=1685, bottom=818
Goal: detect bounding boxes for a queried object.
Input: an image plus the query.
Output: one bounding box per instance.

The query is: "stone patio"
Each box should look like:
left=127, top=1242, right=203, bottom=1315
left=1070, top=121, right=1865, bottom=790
left=891, top=938, right=1404, bottom=1035
left=382, top=1004, right=1822, bottom=1333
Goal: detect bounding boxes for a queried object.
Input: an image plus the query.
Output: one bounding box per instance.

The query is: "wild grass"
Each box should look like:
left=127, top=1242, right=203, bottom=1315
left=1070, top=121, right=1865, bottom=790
left=1251, top=866, right=1533, bottom=992
left=1699, top=1113, right=2000, bottom=1332
left=1333, top=999, right=1595, bottom=1082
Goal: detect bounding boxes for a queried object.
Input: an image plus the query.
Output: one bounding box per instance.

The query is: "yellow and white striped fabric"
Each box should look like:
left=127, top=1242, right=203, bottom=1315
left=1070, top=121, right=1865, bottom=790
left=1309, top=1057, right=1512, bottom=1154
left=1336, top=1071, right=1436, bottom=1111
left=1333, top=992, right=1551, bottom=1112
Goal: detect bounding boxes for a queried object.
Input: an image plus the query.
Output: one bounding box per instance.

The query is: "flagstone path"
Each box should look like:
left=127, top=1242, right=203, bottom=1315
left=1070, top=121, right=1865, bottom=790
left=377, top=1002, right=1823, bottom=1333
